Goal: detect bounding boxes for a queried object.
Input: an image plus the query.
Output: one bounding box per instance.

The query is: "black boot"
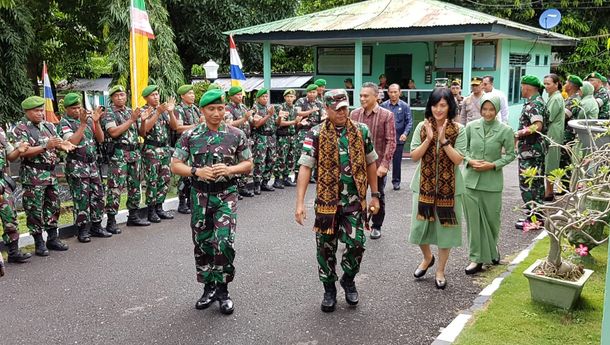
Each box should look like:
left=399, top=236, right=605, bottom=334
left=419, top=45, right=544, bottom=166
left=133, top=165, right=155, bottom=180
left=283, top=178, right=296, bottom=187
left=216, top=283, right=234, bottom=315
left=6, top=240, right=31, bottom=263
left=156, top=204, right=174, bottom=220
left=254, top=182, right=261, bottom=195
left=272, top=179, right=284, bottom=189
left=339, top=274, right=359, bottom=306
left=260, top=180, right=275, bottom=192
left=321, top=283, right=337, bottom=312
left=195, top=283, right=216, bottom=310
left=238, top=187, right=254, bottom=198
left=46, top=229, right=69, bottom=251
left=127, top=209, right=151, bottom=227
left=178, top=197, right=191, bottom=214
left=90, top=221, right=112, bottom=238
left=77, top=223, right=91, bottom=243
left=33, top=233, right=49, bottom=257
left=147, top=205, right=161, bottom=223
left=106, top=214, right=122, bottom=234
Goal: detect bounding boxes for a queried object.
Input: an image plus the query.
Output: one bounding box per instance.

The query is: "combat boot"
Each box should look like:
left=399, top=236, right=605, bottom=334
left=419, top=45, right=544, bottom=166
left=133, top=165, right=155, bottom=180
left=195, top=283, right=216, bottom=310
left=77, top=223, right=91, bottom=243
left=33, top=233, right=48, bottom=257
left=126, top=209, right=151, bottom=227
left=238, top=187, right=254, bottom=198
left=156, top=204, right=174, bottom=220
left=272, top=179, right=284, bottom=189
left=90, top=221, right=112, bottom=238
left=216, top=283, right=234, bottom=315
left=283, top=178, right=296, bottom=187
left=46, top=229, right=69, bottom=251
left=339, top=274, right=359, bottom=305
left=260, top=180, right=275, bottom=192
left=6, top=240, right=31, bottom=263
left=253, top=182, right=261, bottom=195
left=178, top=197, right=191, bottom=214
left=106, top=214, right=122, bottom=234
left=147, top=205, right=161, bottom=223
left=321, top=282, right=337, bottom=312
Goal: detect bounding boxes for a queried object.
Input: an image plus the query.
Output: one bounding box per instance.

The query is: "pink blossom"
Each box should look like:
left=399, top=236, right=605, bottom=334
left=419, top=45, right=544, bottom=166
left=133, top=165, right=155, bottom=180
left=575, top=244, right=589, bottom=257
left=522, top=221, right=542, bottom=233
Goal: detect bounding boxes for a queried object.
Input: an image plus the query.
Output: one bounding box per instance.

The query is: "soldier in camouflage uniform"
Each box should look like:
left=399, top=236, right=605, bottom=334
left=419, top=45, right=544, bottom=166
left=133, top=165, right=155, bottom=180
left=251, top=88, right=280, bottom=194
left=102, top=85, right=150, bottom=232
left=515, top=76, right=548, bottom=227
left=0, top=127, right=31, bottom=263
left=586, top=72, right=610, bottom=119
left=13, top=96, right=76, bottom=256
left=272, top=89, right=301, bottom=189
left=139, top=85, right=174, bottom=223
left=314, top=79, right=327, bottom=102
left=59, top=93, right=112, bottom=242
left=224, top=86, right=255, bottom=198
left=295, top=89, right=379, bottom=313
left=560, top=75, right=583, bottom=183
left=295, top=84, right=325, bottom=182
left=170, top=84, right=201, bottom=214
left=171, top=89, right=253, bottom=315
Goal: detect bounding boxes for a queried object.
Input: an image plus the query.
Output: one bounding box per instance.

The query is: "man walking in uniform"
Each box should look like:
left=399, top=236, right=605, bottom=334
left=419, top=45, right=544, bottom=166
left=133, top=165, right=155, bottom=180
left=251, top=88, right=280, bottom=194
left=273, top=89, right=301, bottom=188
left=171, top=89, right=253, bottom=315
left=225, top=86, right=255, bottom=197
left=381, top=83, right=412, bottom=191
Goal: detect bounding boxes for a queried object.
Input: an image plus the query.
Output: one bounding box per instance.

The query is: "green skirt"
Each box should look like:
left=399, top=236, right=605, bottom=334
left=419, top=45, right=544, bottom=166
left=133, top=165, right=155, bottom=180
left=409, top=192, right=463, bottom=248
left=463, top=188, right=501, bottom=263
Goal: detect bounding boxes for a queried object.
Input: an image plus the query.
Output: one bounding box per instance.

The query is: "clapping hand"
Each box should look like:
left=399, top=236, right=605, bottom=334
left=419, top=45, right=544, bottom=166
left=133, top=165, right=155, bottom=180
left=165, top=97, right=176, bottom=113
left=46, top=137, right=63, bottom=150
left=17, top=142, right=30, bottom=153
left=212, top=163, right=231, bottom=177
left=438, top=119, right=448, bottom=144
left=195, top=166, right=216, bottom=181
left=78, top=108, right=89, bottom=124
left=267, top=106, right=275, bottom=116
left=58, top=140, right=77, bottom=152
left=423, top=119, right=434, bottom=142
left=140, top=107, right=154, bottom=121
left=132, top=108, right=142, bottom=122
left=92, top=106, right=104, bottom=122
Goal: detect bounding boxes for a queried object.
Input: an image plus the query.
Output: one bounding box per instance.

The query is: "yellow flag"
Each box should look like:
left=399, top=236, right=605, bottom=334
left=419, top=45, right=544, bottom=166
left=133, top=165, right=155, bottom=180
left=129, top=0, right=155, bottom=109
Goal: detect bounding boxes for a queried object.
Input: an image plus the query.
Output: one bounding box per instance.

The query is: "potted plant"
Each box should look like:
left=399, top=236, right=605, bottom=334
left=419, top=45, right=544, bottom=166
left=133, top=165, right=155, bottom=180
left=520, top=121, right=610, bottom=309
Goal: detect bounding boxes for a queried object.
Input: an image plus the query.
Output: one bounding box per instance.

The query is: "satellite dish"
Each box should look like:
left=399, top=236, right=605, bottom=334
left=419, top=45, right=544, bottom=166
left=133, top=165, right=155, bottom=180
left=539, top=9, right=561, bottom=30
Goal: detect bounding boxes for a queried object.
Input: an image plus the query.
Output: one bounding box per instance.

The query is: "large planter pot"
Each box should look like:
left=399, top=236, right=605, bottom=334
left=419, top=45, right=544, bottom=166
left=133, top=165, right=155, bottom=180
left=568, top=119, right=610, bottom=149
left=523, top=259, right=594, bottom=309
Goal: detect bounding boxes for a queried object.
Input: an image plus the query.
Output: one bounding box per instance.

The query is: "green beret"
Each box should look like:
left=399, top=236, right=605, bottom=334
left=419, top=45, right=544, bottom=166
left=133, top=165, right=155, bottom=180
left=63, top=93, right=81, bottom=107
left=586, top=72, right=604, bottom=81
left=256, top=88, right=268, bottom=98
left=177, top=84, right=193, bottom=95
left=228, top=86, right=243, bottom=97
left=520, top=75, right=542, bottom=89
left=207, top=83, right=221, bottom=90
left=314, top=79, right=326, bottom=87
left=21, top=96, right=45, bottom=110
left=109, top=85, right=125, bottom=96
left=199, top=89, right=225, bottom=107
left=567, top=75, right=583, bottom=88
left=142, top=85, right=158, bottom=97
left=283, top=89, right=296, bottom=96
left=306, top=84, right=318, bottom=92
left=602, top=75, right=608, bottom=83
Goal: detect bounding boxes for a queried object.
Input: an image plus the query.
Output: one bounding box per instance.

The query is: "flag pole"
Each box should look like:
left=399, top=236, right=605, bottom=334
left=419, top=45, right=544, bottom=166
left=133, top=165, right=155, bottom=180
left=130, top=0, right=138, bottom=109
left=42, top=61, right=47, bottom=122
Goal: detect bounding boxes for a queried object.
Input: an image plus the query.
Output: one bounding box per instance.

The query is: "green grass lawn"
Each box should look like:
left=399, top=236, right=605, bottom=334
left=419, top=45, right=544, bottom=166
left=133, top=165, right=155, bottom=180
left=454, top=238, right=607, bottom=345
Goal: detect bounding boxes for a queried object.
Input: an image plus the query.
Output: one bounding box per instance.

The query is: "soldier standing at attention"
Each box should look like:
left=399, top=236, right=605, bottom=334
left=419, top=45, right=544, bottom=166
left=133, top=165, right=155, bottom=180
left=13, top=96, right=76, bottom=256
left=171, top=89, right=253, bottom=315
left=102, top=85, right=150, bottom=233
left=586, top=72, right=610, bottom=119
left=273, top=89, right=301, bottom=189
left=59, top=93, right=112, bottom=242
left=515, top=76, right=548, bottom=229
left=0, top=127, right=31, bottom=263
left=224, top=86, right=255, bottom=198
left=314, top=79, right=327, bottom=102
left=295, top=84, right=324, bottom=182
left=138, top=85, right=174, bottom=223
left=251, top=88, right=280, bottom=194
left=170, top=84, right=201, bottom=214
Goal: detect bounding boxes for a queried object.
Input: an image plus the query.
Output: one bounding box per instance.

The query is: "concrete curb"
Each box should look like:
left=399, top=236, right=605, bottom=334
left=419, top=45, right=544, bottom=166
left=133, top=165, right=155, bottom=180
left=431, top=230, right=548, bottom=344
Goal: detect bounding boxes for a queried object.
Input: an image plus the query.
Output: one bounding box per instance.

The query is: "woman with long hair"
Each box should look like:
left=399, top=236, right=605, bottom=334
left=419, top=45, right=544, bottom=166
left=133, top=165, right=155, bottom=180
left=409, top=87, right=466, bottom=289
left=543, top=74, right=564, bottom=201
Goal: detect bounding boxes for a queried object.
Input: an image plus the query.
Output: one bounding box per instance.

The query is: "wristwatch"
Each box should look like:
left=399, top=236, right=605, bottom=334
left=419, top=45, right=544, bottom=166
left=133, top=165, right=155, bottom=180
left=371, top=192, right=381, bottom=198
left=190, top=166, right=198, bottom=176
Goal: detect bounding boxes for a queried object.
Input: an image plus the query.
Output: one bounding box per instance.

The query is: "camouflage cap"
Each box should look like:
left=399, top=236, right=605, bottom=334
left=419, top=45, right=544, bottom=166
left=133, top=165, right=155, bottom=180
left=283, top=89, right=296, bottom=96
left=142, top=85, right=158, bottom=97
left=63, top=93, right=81, bottom=107
left=177, top=84, right=193, bottom=95
left=21, top=96, right=45, bottom=110
left=109, top=85, right=125, bottom=96
left=323, top=89, right=349, bottom=110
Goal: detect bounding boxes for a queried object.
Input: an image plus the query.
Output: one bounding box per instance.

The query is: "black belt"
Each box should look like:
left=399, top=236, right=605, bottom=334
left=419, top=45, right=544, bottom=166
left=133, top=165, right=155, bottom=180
left=298, top=126, right=312, bottom=131
left=255, top=131, right=274, bottom=136
left=144, top=139, right=167, bottom=148
left=22, top=160, right=54, bottom=171
left=276, top=132, right=293, bottom=137
left=192, top=179, right=236, bottom=194
left=115, top=142, right=139, bottom=151
left=67, top=151, right=96, bottom=163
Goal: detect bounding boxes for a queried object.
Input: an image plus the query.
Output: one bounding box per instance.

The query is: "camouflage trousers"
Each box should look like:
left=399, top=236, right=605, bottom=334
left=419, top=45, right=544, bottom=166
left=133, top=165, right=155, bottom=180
left=105, top=158, right=141, bottom=214
left=294, top=129, right=308, bottom=173
left=518, top=153, right=545, bottom=209
left=142, top=148, right=172, bottom=206
left=0, top=182, right=19, bottom=244
left=22, top=183, right=60, bottom=235
left=237, top=138, right=255, bottom=189
left=316, top=209, right=367, bottom=283
left=274, top=135, right=297, bottom=180
left=66, top=172, right=104, bottom=226
left=191, top=186, right=238, bottom=284
left=252, top=133, right=276, bottom=183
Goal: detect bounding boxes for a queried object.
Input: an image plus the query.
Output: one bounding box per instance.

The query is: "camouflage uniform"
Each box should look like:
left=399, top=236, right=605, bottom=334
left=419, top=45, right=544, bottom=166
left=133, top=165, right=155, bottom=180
left=298, top=122, right=377, bottom=283
left=175, top=102, right=201, bottom=202
left=595, top=86, right=610, bottom=119
left=273, top=102, right=299, bottom=181
left=141, top=105, right=172, bottom=207
left=251, top=102, right=278, bottom=185
left=173, top=122, right=251, bottom=284
left=0, top=128, right=19, bottom=245
left=518, top=94, right=548, bottom=209
left=101, top=105, right=142, bottom=214
left=59, top=116, right=104, bottom=227
left=13, top=120, right=61, bottom=235
left=294, top=97, right=324, bottom=173
left=225, top=102, right=255, bottom=190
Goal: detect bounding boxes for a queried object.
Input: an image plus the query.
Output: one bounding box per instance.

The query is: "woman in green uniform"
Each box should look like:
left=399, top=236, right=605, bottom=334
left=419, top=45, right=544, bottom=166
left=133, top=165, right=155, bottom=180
left=463, top=94, right=516, bottom=274
left=409, top=87, right=466, bottom=290
left=543, top=74, right=564, bottom=201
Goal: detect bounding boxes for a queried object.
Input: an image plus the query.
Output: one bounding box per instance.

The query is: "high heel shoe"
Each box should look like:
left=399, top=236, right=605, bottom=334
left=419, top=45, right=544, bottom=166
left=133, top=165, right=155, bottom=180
left=413, top=255, right=435, bottom=278
left=465, top=263, right=483, bottom=275
left=435, top=276, right=447, bottom=289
